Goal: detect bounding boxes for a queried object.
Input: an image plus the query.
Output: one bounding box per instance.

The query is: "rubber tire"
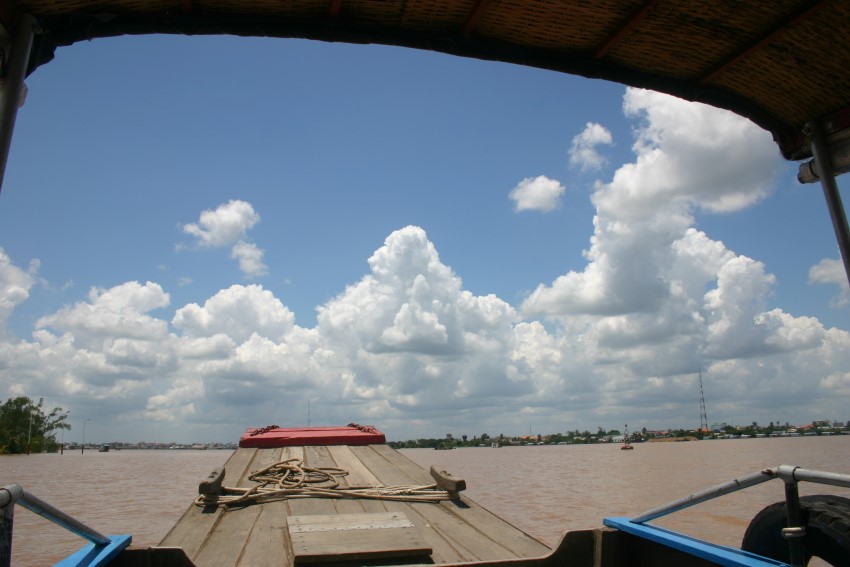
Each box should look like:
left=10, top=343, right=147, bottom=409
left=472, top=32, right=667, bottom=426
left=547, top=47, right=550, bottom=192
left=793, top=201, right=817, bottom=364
left=741, top=494, right=850, bottom=566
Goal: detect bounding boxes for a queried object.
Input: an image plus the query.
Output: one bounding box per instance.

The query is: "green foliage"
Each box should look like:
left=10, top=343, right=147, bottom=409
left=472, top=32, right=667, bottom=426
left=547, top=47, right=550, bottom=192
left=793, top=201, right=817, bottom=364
left=547, top=433, right=566, bottom=444
left=0, top=397, right=71, bottom=454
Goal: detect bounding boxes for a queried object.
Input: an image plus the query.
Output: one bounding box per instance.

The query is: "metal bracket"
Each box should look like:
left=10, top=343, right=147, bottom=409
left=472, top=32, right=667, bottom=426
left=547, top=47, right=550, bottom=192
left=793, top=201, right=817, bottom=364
left=779, top=466, right=806, bottom=567
left=781, top=526, right=806, bottom=539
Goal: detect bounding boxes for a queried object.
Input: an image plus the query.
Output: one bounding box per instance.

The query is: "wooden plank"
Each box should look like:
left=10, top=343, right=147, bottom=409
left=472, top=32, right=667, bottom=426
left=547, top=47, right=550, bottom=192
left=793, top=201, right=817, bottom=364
left=400, top=500, right=481, bottom=564
left=193, top=447, right=285, bottom=567
left=288, top=512, right=431, bottom=564
left=289, top=512, right=414, bottom=532
left=310, top=445, right=372, bottom=516
left=236, top=447, right=301, bottom=566
left=354, top=445, right=496, bottom=562
left=236, top=501, right=291, bottom=567
left=326, top=444, right=383, bottom=488
left=159, top=448, right=256, bottom=558
left=369, top=444, right=437, bottom=484
left=354, top=445, right=541, bottom=562
left=281, top=446, right=342, bottom=564
left=326, top=445, right=388, bottom=514
left=375, top=445, right=550, bottom=558
left=283, top=446, right=340, bottom=518
left=349, top=445, right=485, bottom=562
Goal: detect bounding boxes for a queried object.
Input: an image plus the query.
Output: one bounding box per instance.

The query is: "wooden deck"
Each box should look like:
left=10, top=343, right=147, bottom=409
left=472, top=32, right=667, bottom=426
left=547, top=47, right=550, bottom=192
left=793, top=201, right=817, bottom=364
left=158, top=444, right=551, bottom=567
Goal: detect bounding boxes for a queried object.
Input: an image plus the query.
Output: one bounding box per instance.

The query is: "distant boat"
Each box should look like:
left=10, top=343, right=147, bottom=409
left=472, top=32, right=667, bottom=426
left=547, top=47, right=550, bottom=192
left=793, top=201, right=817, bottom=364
left=98, top=444, right=109, bottom=452
left=491, top=442, right=500, bottom=448
left=621, top=425, right=634, bottom=450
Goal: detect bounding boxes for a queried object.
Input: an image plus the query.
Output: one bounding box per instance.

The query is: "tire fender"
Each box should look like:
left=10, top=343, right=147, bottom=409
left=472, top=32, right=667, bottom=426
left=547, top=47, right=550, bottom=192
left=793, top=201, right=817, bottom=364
left=741, top=494, right=850, bottom=566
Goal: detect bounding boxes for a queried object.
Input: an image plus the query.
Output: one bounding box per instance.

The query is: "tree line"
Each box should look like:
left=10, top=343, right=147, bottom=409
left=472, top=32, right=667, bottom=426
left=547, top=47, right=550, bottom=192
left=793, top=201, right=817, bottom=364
left=0, top=396, right=70, bottom=454
left=388, top=421, right=850, bottom=449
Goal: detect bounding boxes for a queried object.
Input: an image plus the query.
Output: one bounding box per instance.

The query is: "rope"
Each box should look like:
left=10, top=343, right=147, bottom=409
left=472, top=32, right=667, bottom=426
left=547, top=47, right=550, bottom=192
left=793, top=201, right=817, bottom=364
left=195, top=458, right=452, bottom=508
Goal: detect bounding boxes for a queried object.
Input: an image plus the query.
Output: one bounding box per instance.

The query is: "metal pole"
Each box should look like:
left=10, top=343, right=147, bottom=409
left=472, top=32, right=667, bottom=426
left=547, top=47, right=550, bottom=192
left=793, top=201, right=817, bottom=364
left=808, top=120, right=850, bottom=288
left=632, top=464, right=850, bottom=526
left=0, top=485, right=22, bottom=567
left=81, top=418, right=89, bottom=454
left=782, top=478, right=806, bottom=567
left=14, top=487, right=110, bottom=545
left=776, top=464, right=850, bottom=489
left=631, top=468, right=777, bottom=524
left=0, top=14, right=34, bottom=195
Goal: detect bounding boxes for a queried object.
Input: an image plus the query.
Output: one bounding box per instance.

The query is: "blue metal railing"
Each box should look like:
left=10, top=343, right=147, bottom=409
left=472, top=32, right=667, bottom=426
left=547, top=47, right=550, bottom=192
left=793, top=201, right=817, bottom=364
left=607, top=465, right=850, bottom=567
left=0, top=483, right=129, bottom=567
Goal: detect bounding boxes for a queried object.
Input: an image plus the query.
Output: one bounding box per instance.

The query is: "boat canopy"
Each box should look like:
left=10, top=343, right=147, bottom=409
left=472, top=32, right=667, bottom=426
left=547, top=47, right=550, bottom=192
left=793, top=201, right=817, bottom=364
left=2, top=0, right=849, bottom=163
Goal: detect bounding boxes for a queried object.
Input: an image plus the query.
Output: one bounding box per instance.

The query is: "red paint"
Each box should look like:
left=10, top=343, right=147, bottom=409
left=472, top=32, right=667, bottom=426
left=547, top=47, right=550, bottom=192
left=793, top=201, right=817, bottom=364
left=239, top=424, right=386, bottom=448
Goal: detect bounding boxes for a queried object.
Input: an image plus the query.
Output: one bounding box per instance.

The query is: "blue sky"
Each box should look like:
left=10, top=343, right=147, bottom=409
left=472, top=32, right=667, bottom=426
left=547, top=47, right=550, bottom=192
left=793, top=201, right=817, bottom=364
left=0, top=34, right=847, bottom=443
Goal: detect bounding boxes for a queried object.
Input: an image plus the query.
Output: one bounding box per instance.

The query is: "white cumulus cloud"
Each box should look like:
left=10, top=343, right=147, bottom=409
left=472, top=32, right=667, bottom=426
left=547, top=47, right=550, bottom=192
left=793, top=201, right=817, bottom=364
left=173, top=284, right=294, bottom=342
left=569, top=122, right=613, bottom=171
left=809, top=257, right=850, bottom=307
left=509, top=175, right=566, bottom=212
left=182, top=200, right=260, bottom=248
left=523, top=89, right=783, bottom=318
left=181, top=200, right=267, bottom=278
left=231, top=241, right=269, bottom=278
left=0, top=248, right=38, bottom=330
left=315, top=226, right=525, bottom=414
left=37, top=281, right=171, bottom=346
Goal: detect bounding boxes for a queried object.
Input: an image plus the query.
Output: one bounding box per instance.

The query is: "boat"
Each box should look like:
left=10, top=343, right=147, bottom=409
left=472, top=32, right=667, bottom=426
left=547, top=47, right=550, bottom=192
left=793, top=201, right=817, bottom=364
left=1, top=1, right=850, bottom=566
left=98, top=444, right=110, bottom=453
left=621, top=424, right=634, bottom=450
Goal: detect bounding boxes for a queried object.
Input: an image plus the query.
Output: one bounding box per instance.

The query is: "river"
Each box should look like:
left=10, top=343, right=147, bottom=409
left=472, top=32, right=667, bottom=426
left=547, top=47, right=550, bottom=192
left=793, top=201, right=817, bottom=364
left=2, top=436, right=849, bottom=565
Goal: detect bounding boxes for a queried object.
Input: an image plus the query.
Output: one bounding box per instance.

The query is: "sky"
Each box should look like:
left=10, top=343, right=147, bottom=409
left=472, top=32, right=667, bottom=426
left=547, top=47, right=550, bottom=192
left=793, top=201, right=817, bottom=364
left=0, top=34, right=848, bottom=444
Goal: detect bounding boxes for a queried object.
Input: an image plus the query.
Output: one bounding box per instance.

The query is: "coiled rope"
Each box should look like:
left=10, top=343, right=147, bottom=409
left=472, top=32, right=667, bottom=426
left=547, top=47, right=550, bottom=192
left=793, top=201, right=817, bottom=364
left=195, top=458, right=452, bottom=508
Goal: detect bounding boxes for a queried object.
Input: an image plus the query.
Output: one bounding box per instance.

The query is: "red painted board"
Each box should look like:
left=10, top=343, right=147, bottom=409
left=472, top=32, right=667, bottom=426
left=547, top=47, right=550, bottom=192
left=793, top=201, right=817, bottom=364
left=239, top=424, right=386, bottom=448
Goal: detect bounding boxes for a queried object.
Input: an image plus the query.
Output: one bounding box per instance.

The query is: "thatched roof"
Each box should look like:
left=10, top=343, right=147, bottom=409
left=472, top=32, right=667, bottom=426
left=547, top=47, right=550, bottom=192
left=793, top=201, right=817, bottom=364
left=3, top=0, right=849, bottom=161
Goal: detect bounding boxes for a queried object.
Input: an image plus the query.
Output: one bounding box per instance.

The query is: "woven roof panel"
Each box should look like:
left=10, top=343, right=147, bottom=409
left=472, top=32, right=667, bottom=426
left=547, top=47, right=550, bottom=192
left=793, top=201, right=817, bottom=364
left=391, top=0, right=473, bottom=30
left=716, top=5, right=850, bottom=147
left=608, top=0, right=806, bottom=78
left=16, top=0, right=176, bottom=15
left=342, top=0, right=409, bottom=27
left=7, top=0, right=850, bottom=159
left=199, top=1, right=325, bottom=18
left=476, top=0, right=632, bottom=52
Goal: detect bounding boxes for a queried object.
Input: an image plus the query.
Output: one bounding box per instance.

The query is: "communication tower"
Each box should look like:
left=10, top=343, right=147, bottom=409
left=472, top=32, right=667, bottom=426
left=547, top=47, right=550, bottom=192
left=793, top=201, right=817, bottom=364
left=698, top=368, right=709, bottom=432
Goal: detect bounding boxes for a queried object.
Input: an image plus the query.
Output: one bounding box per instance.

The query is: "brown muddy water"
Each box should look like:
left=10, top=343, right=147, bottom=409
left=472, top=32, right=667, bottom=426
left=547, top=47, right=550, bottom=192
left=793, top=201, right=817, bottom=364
left=2, top=436, right=849, bottom=565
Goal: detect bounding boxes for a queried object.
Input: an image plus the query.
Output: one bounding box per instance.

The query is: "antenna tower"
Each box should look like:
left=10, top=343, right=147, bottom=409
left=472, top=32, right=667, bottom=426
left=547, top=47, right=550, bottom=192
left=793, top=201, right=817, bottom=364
left=698, top=368, right=708, bottom=432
